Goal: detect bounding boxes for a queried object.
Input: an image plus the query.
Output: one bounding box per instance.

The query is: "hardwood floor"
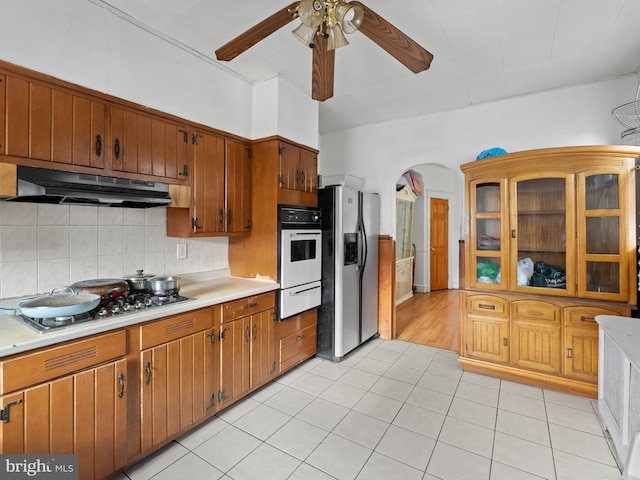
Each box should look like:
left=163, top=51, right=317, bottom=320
left=395, top=289, right=459, bottom=353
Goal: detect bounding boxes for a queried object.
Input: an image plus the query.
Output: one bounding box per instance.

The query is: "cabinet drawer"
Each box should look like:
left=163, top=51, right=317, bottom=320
left=512, top=300, right=560, bottom=324
left=467, top=295, right=509, bottom=318
left=564, top=306, right=627, bottom=329
left=280, top=323, right=317, bottom=371
left=222, top=291, right=276, bottom=323
left=0, top=330, right=126, bottom=394
left=140, top=307, right=213, bottom=349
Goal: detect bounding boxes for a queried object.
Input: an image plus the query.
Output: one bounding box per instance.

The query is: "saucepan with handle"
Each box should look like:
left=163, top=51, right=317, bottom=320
left=148, top=276, right=181, bottom=296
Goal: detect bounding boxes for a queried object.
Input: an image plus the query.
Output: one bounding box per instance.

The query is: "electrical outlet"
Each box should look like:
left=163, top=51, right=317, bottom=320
left=177, top=244, right=187, bottom=259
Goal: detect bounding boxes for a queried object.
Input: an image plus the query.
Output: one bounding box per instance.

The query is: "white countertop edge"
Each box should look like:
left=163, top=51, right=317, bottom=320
left=0, top=274, right=279, bottom=358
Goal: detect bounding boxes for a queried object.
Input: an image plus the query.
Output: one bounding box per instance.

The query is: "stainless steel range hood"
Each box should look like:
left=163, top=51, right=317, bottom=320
left=2, top=165, right=172, bottom=208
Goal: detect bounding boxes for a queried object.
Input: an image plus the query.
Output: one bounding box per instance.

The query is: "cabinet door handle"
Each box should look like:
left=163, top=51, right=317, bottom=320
left=567, top=348, right=573, bottom=358
left=219, top=327, right=229, bottom=340
left=117, top=373, right=125, bottom=398
left=245, top=326, right=251, bottom=342
left=296, top=170, right=300, bottom=184
left=0, top=399, right=23, bottom=424
left=511, top=229, right=516, bottom=238
left=207, top=330, right=216, bottom=345
left=300, top=170, right=305, bottom=185
left=114, top=138, right=121, bottom=161
left=253, top=323, right=258, bottom=340
left=95, top=134, right=102, bottom=158
left=145, top=361, right=152, bottom=385
left=581, top=316, right=596, bottom=323
left=219, top=209, right=224, bottom=225
left=478, top=304, right=496, bottom=310
left=503, top=337, right=508, bottom=347
left=192, top=218, right=203, bottom=230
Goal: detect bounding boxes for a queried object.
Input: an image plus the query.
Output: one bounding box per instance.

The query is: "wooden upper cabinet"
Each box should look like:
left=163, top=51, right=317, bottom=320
left=4, top=75, right=107, bottom=167
left=0, top=74, right=5, bottom=154
left=193, top=131, right=225, bottom=235
left=225, top=139, right=252, bottom=234
left=278, top=141, right=318, bottom=193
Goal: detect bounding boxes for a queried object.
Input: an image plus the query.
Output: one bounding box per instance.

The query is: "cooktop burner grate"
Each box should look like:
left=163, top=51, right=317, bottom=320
left=19, top=293, right=190, bottom=333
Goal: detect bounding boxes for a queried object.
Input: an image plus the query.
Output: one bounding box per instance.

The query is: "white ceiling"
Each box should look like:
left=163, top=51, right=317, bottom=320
left=93, top=0, right=640, bottom=135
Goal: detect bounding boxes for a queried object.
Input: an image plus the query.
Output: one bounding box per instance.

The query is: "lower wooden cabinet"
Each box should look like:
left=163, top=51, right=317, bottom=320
left=459, top=291, right=630, bottom=397
left=0, top=331, right=128, bottom=480
left=138, top=308, right=217, bottom=453
left=218, top=292, right=276, bottom=407
left=0, top=292, right=317, bottom=478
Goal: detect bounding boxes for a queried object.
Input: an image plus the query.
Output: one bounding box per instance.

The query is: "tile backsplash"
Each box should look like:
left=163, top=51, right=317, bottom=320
left=0, top=202, right=228, bottom=299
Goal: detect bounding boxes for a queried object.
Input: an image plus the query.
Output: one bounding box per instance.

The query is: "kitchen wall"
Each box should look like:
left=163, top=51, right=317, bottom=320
left=0, top=203, right=228, bottom=299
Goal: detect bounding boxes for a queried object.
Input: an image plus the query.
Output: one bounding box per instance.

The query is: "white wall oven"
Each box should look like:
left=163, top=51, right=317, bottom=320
left=278, top=205, right=322, bottom=319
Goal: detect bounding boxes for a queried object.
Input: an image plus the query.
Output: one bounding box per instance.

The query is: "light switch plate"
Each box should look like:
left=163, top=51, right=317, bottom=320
left=177, top=244, right=187, bottom=259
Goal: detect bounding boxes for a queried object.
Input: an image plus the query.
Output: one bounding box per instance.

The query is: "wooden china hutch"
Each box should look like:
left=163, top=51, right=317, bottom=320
left=459, top=145, right=640, bottom=397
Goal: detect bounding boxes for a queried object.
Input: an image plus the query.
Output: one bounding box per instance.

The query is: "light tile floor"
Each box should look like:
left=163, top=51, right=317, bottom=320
left=114, top=338, right=622, bottom=480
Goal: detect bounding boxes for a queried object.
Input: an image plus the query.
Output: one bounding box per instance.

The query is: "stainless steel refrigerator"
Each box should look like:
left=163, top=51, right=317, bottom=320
left=318, top=185, right=379, bottom=361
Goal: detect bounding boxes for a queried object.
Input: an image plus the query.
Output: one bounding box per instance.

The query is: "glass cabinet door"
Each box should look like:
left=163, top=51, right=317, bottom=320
left=469, top=180, right=507, bottom=289
left=577, top=171, right=628, bottom=301
left=510, top=176, right=575, bottom=296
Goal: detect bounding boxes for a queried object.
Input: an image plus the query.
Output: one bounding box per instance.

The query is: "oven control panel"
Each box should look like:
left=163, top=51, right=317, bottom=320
left=279, top=206, right=321, bottom=227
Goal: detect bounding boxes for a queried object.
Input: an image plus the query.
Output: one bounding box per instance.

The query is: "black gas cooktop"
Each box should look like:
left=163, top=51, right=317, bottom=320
left=19, top=292, right=190, bottom=333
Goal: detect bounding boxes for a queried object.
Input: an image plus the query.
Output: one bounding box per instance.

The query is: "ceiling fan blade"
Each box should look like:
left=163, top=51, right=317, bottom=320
left=312, top=33, right=335, bottom=101
left=350, top=1, right=433, bottom=73
left=215, top=1, right=300, bottom=61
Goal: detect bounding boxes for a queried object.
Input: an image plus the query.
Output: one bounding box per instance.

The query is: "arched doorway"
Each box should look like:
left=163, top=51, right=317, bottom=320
left=393, top=164, right=462, bottom=351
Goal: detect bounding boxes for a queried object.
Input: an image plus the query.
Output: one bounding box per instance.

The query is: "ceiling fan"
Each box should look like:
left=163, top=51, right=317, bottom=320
left=215, top=0, right=434, bottom=101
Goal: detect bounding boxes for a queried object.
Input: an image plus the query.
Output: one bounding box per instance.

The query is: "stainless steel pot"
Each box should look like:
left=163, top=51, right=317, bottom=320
left=148, top=276, right=180, bottom=296
left=19, top=287, right=101, bottom=318
left=70, top=278, right=130, bottom=301
left=122, top=270, right=155, bottom=292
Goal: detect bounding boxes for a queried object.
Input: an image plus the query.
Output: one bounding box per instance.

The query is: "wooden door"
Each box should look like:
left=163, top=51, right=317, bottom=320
left=430, top=197, right=448, bottom=290
left=250, top=309, right=275, bottom=389
left=464, top=315, right=510, bottom=364
left=299, top=148, right=318, bottom=192
left=0, top=360, right=127, bottom=480
left=278, top=141, right=300, bottom=190
left=5, top=75, right=30, bottom=158
left=192, top=132, right=225, bottom=234
left=152, top=120, right=190, bottom=180
left=0, top=74, right=5, bottom=154
left=511, top=321, right=562, bottom=374
left=225, top=139, right=252, bottom=234
left=141, top=330, right=216, bottom=453
left=218, top=317, right=250, bottom=406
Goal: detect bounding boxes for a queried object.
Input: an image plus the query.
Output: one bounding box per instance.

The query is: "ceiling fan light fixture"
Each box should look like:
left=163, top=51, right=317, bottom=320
left=292, top=23, right=318, bottom=48
left=327, top=23, right=349, bottom=50
left=298, top=0, right=326, bottom=28
left=335, top=2, right=364, bottom=34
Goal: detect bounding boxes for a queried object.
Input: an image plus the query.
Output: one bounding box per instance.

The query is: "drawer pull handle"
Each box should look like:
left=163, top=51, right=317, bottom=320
left=478, top=304, right=496, bottom=310
left=296, top=334, right=305, bottom=342
left=117, top=373, right=125, bottom=398
left=145, top=361, right=152, bottom=385
left=580, top=316, right=596, bottom=323
left=526, top=310, right=543, bottom=316
left=245, top=302, right=258, bottom=308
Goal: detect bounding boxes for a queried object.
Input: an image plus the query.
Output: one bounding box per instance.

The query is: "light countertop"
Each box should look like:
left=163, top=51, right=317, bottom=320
left=596, top=315, right=640, bottom=369
left=0, top=271, right=279, bottom=358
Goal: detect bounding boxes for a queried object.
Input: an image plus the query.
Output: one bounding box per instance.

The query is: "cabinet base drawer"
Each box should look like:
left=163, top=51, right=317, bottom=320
left=280, top=324, right=317, bottom=372
left=222, top=291, right=276, bottom=323
left=1, top=330, right=127, bottom=393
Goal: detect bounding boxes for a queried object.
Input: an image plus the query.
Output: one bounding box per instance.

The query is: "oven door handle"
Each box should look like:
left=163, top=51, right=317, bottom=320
left=288, top=285, right=321, bottom=295
left=287, top=232, right=321, bottom=237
